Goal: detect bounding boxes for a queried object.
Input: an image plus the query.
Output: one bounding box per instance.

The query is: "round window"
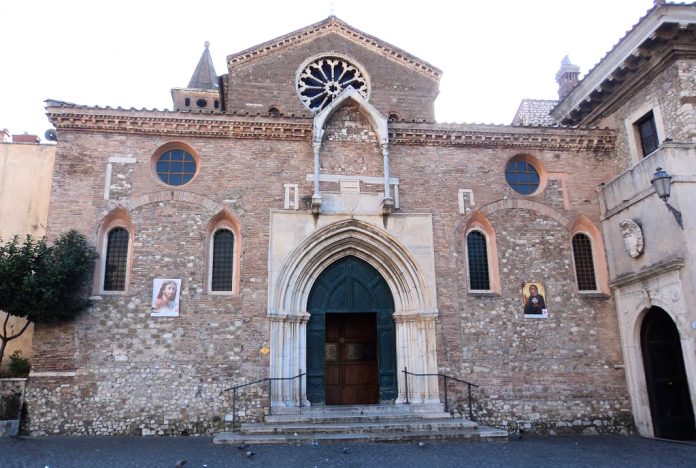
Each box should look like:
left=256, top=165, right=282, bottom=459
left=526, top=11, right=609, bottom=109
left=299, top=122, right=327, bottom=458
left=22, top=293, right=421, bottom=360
left=155, top=149, right=197, bottom=186
left=505, top=159, right=540, bottom=195
left=296, top=56, right=369, bottom=112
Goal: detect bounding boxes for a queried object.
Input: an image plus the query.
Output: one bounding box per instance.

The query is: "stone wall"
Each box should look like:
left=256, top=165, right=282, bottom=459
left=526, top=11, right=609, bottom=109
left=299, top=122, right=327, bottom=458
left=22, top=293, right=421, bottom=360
left=24, top=113, right=634, bottom=436
left=609, top=59, right=696, bottom=172
left=224, top=31, right=439, bottom=122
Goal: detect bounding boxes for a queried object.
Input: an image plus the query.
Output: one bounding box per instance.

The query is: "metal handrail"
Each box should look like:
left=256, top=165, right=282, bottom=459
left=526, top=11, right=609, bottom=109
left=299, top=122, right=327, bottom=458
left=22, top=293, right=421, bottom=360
left=401, top=367, right=480, bottom=421
left=223, top=371, right=305, bottom=431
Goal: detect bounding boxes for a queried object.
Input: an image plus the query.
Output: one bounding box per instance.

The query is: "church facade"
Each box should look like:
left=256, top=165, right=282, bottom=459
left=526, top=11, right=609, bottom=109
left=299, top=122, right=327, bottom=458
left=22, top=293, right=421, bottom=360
left=25, top=2, right=695, bottom=439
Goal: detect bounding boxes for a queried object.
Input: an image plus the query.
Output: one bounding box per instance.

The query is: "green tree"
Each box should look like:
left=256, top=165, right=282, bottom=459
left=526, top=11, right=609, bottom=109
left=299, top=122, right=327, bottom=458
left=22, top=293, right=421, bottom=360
left=0, top=231, right=98, bottom=369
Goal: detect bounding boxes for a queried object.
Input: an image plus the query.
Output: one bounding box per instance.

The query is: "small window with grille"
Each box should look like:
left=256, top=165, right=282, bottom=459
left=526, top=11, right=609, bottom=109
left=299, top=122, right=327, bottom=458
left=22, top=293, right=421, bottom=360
left=572, top=233, right=597, bottom=291
left=103, top=227, right=129, bottom=291
left=467, top=230, right=490, bottom=291
left=211, top=229, right=234, bottom=291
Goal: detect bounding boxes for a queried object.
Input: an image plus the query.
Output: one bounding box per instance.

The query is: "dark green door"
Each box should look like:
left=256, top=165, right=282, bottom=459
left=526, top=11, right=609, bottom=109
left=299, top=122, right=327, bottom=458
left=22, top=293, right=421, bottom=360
left=306, top=256, right=397, bottom=404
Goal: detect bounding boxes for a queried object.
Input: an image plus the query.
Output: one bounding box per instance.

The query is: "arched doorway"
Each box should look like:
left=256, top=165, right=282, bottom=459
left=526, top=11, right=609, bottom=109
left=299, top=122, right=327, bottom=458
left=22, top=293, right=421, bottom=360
left=641, top=307, right=695, bottom=440
left=306, top=255, right=397, bottom=404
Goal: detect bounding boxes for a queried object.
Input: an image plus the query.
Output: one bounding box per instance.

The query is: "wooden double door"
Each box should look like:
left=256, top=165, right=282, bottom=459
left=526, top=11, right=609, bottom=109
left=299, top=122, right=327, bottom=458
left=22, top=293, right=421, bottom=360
left=306, top=256, right=397, bottom=405
left=325, top=313, right=378, bottom=405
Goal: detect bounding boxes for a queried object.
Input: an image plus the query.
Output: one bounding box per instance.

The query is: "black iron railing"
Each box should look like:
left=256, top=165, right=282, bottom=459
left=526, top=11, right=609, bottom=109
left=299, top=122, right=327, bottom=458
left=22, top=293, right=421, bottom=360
left=402, top=367, right=479, bottom=421
left=223, top=371, right=305, bottom=431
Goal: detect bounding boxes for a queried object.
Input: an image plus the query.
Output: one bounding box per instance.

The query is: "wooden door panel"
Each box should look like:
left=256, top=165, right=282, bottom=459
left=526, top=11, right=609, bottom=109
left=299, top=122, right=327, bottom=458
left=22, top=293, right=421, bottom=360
left=325, top=313, right=378, bottom=405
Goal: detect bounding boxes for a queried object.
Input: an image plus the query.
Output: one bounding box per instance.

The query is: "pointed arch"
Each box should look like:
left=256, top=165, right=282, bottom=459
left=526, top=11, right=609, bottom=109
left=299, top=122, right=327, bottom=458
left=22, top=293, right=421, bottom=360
left=269, top=218, right=440, bottom=406
left=569, top=215, right=609, bottom=294
left=95, top=207, right=135, bottom=294
left=312, top=87, right=388, bottom=146
left=464, top=211, right=501, bottom=294
left=271, top=218, right=434, bottom=317
left=204, top=208, right=241, bottom=295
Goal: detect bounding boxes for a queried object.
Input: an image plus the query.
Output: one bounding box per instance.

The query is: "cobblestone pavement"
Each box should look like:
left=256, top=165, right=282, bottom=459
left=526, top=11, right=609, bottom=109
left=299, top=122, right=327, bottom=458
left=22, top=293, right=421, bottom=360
left=0, top=435, right=695, bottom=467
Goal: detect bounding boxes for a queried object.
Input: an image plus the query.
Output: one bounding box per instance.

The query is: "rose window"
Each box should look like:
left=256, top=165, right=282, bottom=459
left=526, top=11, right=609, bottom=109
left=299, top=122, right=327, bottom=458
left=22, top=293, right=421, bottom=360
left=297, top=57, right=369, bottom=112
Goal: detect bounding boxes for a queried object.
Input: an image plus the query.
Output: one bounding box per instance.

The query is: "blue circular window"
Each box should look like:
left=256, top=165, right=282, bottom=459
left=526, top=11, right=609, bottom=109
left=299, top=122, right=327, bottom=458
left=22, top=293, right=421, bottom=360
left=505, top=159, right=540, bottom=195
left=156, top=149, right=197, bottom=186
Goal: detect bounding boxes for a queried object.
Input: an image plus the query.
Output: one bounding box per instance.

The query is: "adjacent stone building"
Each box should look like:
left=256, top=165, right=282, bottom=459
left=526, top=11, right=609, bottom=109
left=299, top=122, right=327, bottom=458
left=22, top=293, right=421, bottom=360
left=25, top=2, right=695, bottom=439
left=550, top=3, right=696, bottom=440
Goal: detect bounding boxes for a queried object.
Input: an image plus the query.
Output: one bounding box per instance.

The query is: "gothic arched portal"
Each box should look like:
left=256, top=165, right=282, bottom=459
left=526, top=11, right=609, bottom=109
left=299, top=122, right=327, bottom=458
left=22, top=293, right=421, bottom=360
left=306, top=255, right=397, bottom=404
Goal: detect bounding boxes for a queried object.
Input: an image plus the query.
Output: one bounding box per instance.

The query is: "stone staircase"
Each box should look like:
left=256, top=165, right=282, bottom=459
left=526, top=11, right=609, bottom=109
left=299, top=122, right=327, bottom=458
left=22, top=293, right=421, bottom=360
left=213, top=404, right=508, bottom=445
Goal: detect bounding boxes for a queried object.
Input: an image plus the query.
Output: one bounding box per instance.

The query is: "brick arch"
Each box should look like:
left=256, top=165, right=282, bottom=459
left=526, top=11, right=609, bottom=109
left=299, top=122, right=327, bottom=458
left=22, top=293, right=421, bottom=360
left=478, top=198, right=570, bottom=227
left=122, top=190, right=223, bottom=213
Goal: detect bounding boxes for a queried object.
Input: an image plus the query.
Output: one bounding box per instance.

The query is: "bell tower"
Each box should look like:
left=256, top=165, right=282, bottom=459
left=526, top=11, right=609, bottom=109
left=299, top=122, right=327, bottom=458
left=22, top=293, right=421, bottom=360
left=171, top=41, right=222, bottom=113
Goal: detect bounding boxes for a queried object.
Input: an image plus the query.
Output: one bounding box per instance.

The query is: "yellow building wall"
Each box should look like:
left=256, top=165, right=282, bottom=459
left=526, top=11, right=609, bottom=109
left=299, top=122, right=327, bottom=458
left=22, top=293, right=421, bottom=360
left=0, top=142, right=55, bottom=372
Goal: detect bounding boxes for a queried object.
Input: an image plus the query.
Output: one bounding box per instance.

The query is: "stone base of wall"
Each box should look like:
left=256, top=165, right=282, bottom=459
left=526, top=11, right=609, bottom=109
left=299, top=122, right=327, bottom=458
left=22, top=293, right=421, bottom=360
left=24, top=368, right=246, bottom=436
left=476, top=398, right=635, bottom=436
left=25, top=372, right=635, bottom=436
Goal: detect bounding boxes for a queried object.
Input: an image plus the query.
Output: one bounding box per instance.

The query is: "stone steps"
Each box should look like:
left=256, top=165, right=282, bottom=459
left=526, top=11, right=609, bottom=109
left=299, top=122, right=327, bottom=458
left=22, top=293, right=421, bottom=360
left=241, top=418, right=477, bottom=434
left=213, top=427, right=508, bottom=445
left=214, top=404, right=507, bottom=445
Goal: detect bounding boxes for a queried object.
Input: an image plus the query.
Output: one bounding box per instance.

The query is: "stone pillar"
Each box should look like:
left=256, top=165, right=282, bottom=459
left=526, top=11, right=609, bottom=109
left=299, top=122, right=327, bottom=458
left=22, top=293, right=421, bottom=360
left=381, top=143, right=391, bottom=199
left=381, top=143, right=394, bottom=213
left=311, top=141, right=322, bottom=213
left=269, top=313, right=310, bottom=408
left=394, top=314, right=440, bottom=405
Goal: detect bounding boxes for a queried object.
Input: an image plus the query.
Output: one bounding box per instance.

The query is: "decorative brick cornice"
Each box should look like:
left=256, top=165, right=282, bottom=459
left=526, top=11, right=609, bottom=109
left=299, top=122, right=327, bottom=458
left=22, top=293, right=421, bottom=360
left=47, top=104, right=313, bottom=141
left=46, top=102, right=615, bottom=152
left=388, top=125, right=616, bottom=152
left=226, top=16, right=442, bottom=81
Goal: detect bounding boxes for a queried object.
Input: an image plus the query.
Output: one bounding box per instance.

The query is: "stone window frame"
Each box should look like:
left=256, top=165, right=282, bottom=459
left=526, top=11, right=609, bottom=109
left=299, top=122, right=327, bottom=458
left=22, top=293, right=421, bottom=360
left=569, top=216, right=609, bottom=296
left=464, top=212, right=501, bottom=295
left=625, top=102, right=665, bottom=164
left=204, top=209, right=241, bottom=296
left=149, top=141, right=201, bottom=188
left=95, top=208, right=135, bottom=295
left=504, top=154, right=547, bottom=196
left=295, top=53, right=372, bottom=113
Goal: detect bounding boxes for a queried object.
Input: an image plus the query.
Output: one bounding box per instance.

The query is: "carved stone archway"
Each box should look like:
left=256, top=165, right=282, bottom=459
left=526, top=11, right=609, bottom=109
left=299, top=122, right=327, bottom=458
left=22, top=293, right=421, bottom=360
left=269, top=219, right=440, bottom=408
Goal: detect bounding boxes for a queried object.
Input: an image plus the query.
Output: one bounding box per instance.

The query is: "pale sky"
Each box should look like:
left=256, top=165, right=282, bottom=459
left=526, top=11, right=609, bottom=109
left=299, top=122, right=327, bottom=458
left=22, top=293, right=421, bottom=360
left=1, top=0, right=655, bottom=141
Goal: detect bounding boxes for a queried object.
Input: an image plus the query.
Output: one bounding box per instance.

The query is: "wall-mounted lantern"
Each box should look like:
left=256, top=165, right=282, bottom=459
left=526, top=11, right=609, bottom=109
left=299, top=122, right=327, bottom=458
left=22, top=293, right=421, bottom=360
left=651, top=167, right=683, bottom=229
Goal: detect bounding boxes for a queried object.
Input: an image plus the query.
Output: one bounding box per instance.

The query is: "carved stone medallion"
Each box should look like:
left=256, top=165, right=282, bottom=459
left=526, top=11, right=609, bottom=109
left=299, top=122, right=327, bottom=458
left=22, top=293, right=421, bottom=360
left=619, top=219, right=644, bottom=258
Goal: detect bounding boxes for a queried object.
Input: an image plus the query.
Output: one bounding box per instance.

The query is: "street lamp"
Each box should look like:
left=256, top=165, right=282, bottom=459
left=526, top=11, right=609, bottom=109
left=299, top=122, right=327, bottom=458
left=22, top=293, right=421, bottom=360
left=651, top=167, right=683, bottom=229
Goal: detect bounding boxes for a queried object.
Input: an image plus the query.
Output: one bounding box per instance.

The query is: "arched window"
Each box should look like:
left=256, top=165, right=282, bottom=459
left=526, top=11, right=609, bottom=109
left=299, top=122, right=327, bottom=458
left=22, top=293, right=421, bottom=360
left=467, top=230, right=490, bottom=291
left=464, top=212, right=500, bottom=294
left=572, top=233, right=597, bottom=291
left=103, top=227, right=129, bottom=291
left=211, top=229, right=235, bottom=291
left=96, top=208, right=134, bottom=294
left=205, top=209, right=241, bottom=295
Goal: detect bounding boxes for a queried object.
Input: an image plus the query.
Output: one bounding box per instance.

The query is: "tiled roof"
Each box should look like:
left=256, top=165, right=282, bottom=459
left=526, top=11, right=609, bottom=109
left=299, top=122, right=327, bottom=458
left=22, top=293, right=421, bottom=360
left=511, top=99, right=559, bottom=126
